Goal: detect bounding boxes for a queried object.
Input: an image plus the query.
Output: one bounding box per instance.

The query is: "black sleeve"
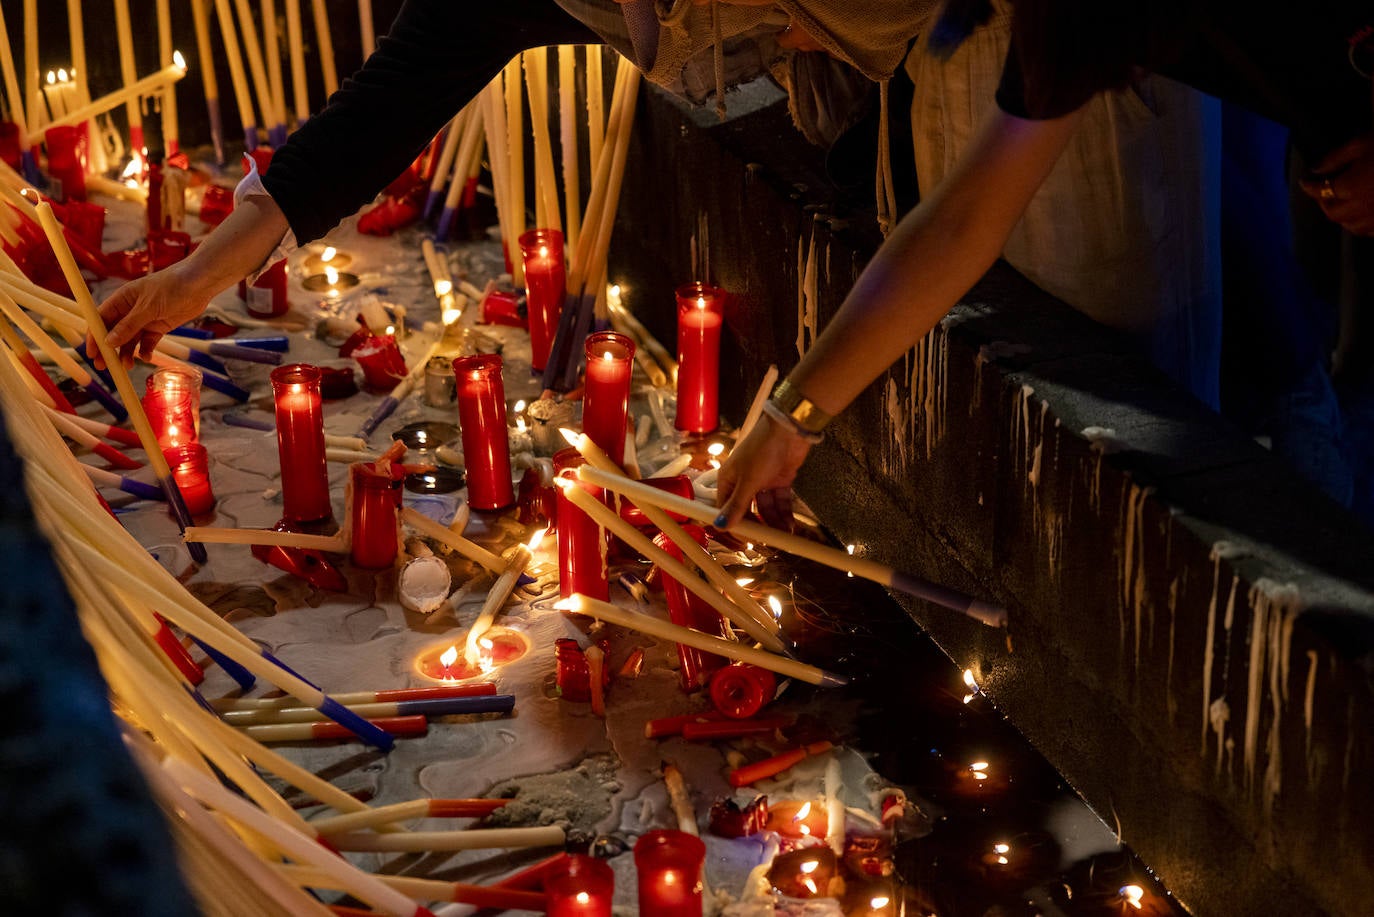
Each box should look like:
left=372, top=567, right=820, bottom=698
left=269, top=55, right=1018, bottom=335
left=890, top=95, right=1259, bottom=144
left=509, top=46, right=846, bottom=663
left=263, top=0, right=599, bottom=244
left=994, top=19, right=1110, bottom=121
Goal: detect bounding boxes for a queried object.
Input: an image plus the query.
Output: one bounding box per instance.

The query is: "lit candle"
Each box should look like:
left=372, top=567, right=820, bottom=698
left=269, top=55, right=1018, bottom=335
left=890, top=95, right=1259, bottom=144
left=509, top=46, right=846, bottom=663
left=271, top=364, right=332, bottom=523
left=545, top=853, right=614, bottom=917
left=348, top=463, right=400, bottom=569
left=674, top=282, right=725, bottom=433
left=653, top=524, right=730, bottom=691
left=165, top=443, right=215, bottom=515
left=553, top=447, right=608, bottom=601
left=453, top=353, right=514, bottom=511
left=147, top=365, right=203, bottom=436
left=519, top=228, right=565, bottom=372
left=112, top=0, right=144, bottom=152
left=581, top=330, right=634, bottom=467
left=634, top=829, right=705, bottom=917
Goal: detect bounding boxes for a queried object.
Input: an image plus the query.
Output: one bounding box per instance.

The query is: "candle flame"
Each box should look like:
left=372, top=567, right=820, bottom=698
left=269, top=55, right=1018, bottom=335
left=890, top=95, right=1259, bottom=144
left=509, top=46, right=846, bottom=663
left=479, top=636, right=494, bottom=650
left=121, top=152, right=145, bottom=181
left=993, top=843, right=1009, bottom=853
left=793, top=801, right=812, bottom=821
left=575, top=892, right=590, bottom=905
left=696, top=296, right=707, bottom=309
left=57, top=69, right=69, bottom=83
left=173, top=50, right=187, bottom=70
left=321, top=246, right=336, bottom=262
left=707, top=441, right=725, bottom=457
left=601, top=350, right=614, bottom=361
left=384, top=325, right=395, bottom=336
left=439, top=645, right=458, bottom=668
left=526, top=527, right=549, bottom=551
left=963, top=668, right=978, bottom=688
left=435, top=279, right=453, bottom=296
left=559, top=427, right=581, bottom=447
left=768, top=595, right=783, bottom=619
left=46, top=70, right=56, bottom=86
left=969, top=761, right=989, bottom=771
left=870, top=896, right=890, bottom=909
left=662, top=871, right=676, bottom=886
left=514, top=400, right=527, bottom=413
left=799, top=860, right=819, bottom=875
left=516, top=417, right=527, bottom=434
left=442, top=306, right=461, bottom=325
left=325, top=266, right=339, bottom=285
left=1120, top=886, right=1144, bottom=909
left=799, top=824, right=811, bottom=835
left=538, top=245, right=549, bottom=258
left=736, top=576, right=754, bottom=587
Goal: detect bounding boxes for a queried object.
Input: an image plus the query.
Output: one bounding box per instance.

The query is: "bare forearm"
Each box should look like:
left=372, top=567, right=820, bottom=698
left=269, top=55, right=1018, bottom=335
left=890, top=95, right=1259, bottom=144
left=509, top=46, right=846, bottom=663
left=175, top=195, right=290, bottom=299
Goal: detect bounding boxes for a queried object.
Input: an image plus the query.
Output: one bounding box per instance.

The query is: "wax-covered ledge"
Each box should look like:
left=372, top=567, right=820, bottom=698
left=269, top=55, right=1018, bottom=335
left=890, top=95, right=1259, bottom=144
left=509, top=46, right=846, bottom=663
left=611, top=78, right=1374, bottom=916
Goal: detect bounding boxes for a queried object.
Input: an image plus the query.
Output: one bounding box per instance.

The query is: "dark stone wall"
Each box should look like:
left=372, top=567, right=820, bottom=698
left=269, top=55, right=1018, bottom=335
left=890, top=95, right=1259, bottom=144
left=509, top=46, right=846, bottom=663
left=613, top=81, right=1374, bottom=917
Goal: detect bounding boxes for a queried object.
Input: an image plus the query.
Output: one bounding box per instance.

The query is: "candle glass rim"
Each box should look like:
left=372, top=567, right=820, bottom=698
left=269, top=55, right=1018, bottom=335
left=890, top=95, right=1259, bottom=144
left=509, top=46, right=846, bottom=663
left=518, top=227, right=565, bottom=253
left=674, top=281, right=726, bottom=308
left=584, top=330, right=635, bottom=362
left=270, top=362, right=323, bottom=387
left=163, top=442, right=209, bottom=465
left=451, top=352, right=504, bottom=377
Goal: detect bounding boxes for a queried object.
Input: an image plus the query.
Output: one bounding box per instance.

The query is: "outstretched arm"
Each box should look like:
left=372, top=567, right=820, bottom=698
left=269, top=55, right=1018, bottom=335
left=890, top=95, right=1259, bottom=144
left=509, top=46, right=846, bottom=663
left=716, top=105, right=1084, bottom=528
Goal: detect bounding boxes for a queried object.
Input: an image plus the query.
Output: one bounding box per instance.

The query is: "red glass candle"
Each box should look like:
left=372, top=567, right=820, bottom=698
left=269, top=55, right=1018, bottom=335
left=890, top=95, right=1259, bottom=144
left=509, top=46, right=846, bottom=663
left=618, top=475, right=694, bottom=527
left=349, top=464, right=400, bottom=569
left=654, top=524, right=731, bottom=691
left=146, top=366, right=203, bottom=439
left=351, top=333, right=409, bottom=389
left=271, top=364, right=332, bottom=523
left=165, top=444, right=215, bottom=516
left=674, top=282, right=725, bottom=433
left=634, top=829, right=705, bottom=917
left=454, top=353, right=514, bottom=511
left=546, top=854, right=614, bottom=917
left=581, top=331, right=635, bottom=467
left=519, top=228, right=565, bottom=372
left=553, top=448, right=609, bottom=601
left=142, top=388, right=197, bottom=450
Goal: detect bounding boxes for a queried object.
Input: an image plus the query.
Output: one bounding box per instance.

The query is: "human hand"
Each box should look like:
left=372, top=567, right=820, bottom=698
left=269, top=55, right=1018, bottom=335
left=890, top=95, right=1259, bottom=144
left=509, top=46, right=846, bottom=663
left=88, top=263, right=213, bottom=370
left=1299, top=131, right=1374, bottom=236
left=714, top=414, right=816, bottom=530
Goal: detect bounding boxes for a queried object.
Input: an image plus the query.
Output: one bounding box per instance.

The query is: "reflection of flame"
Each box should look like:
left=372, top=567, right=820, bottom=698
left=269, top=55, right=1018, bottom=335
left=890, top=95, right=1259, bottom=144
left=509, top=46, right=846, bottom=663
left=768, top=595, right=783, bottom=619
left=435, top=279, right=452, bottom=296
left=799, top=860, right=818, bottom=875
left=800, top=876, right=818, bottom=895
left=1120, top=886, right=1144, bottom=910
left=439, top=645, right=458, bottom=668
left=325, top=266, right=339, bottom=285
left=707, top=441, right=725, bottom=457
left=870, top=896, right=890, bottom=909
left=526, top=527, right=549, bottom=551
left=121, top=152, right=145, bottom=181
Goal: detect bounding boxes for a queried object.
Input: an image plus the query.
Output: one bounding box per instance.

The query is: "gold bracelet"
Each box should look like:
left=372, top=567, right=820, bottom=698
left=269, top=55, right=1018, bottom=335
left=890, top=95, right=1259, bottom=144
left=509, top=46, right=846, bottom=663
left=770, top=378, right=831, bottom=435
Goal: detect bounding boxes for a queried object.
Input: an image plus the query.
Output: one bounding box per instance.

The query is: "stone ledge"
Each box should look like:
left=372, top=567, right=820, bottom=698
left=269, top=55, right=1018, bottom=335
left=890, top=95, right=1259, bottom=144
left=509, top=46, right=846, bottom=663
left=613, top=80, right=1374, bottom=916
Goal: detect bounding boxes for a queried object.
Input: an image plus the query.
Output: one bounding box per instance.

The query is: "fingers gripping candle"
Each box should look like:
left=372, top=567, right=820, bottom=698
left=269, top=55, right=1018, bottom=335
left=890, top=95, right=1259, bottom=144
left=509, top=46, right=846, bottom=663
left=453, top=354, right=515, bottom=511
left=675, top=282, right=725, bottom=433
left=581, top=330, right=634, bottom=467
left=271, top=364, right=332, bottom=523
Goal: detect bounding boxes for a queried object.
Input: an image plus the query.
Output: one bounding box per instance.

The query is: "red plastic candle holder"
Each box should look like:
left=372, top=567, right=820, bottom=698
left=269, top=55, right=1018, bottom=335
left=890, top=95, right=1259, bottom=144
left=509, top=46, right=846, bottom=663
left=654, top=524, right=730, bottom=691
left=553, top=448, right=608, bottom=601
left=709, top=663, right=777, bottom=719
left=351, top=333, right=409, bottom=389
left=165, top=444, right=215, bottom=516
left=519, top=228, right=565, bottom=372
left=43, top=125, right=88, bottom=201
left=271, top=364, right=332, bottom=523
left=674, top=282, right=725, bottom=433
left=453, top=353, right=514, bottom=511
left=246, top=258, right=289, bottom=317
left=546, top=853, right=614, bottom=917
left=634, top=829, right=705, bottom=917
left=349, top=464, right=401, bottom=569
left=581, top=331, right=635, bottom=467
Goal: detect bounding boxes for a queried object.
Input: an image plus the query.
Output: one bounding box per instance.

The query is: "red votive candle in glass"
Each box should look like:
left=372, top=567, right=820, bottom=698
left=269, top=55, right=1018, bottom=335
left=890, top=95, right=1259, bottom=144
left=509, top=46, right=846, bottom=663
left=247, top=258, right=289, bottom=317
left=271, top=364, right=332, bottom=523
left=582, top=331, right=635, bottom=467
left=454, top=353, right=515, bottom=511
left=519, top=228, right=565, bottom=372
left=635, top=829, right=706, bottom=917
left=146, top=365, right=203, bottom=441
left=351, top=333, right=409, bottom=390
left=165, top=444, right=215, bottom=515
left=142, top=387, right=197, bottom=450
left=675, top=282, right=725, bottom=434
left=709, top=663, right=778, bottom=719
left=43, top=125, right=88, bottom=201
left=349, top=463, right=401, bottom=569
left=546, top=853, right=614, bottom=917
left=553, top=448, right=609, bottom=601
left=654, top=524, right=731, bottom=691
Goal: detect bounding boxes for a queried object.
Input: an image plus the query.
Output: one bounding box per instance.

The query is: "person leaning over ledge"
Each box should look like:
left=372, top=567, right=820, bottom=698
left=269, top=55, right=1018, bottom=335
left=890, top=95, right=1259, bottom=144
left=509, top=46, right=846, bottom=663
left=715, top=0, right=1374, bottom=529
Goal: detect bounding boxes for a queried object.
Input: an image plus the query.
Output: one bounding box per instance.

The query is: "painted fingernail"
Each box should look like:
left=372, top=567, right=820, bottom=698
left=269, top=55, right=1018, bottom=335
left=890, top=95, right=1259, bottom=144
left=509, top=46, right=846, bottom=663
left=712, top=513, right=728, bottom=528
